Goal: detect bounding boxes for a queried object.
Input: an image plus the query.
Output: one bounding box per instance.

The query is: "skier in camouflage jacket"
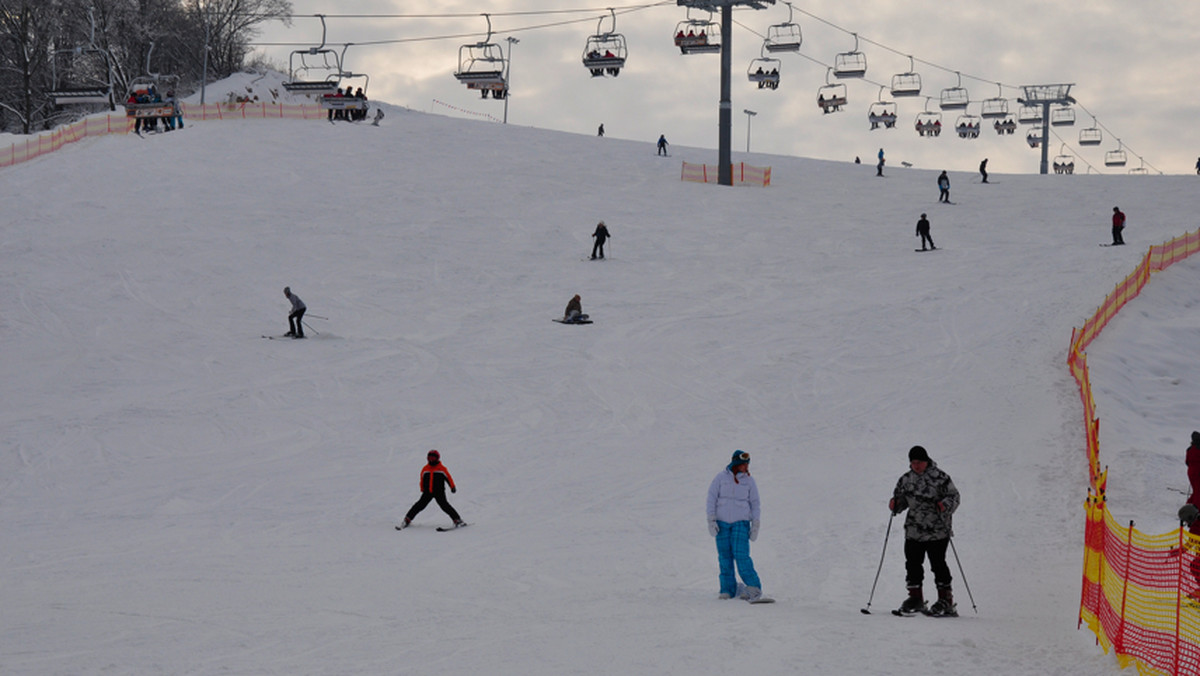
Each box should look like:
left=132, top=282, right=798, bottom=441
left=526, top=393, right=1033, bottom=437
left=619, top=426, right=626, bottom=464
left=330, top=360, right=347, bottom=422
left=889, top=445, right=961, bottom=616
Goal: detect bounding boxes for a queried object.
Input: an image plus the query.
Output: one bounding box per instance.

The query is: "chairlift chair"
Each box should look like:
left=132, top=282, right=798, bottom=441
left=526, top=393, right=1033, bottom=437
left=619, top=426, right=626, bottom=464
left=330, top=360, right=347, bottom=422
left=868, top=87, right=896, bottom=129
left=890, top=57, right=921, bottom=98
left=283, top=15, right=342, bottom=94
left=939, top=72, right=969, bottom=110
left=1052, top=145, right=1075, bottom=174
left=1050, top=105, right=1076, bottom=126
left=1128, top=160, right=1148, bottom=175
left=583, top=9, right=627, bottom=77
left=980, top=84, right=1009, bottom=119
left=49, top=48, right=114, bottom=106
left=1078, top=124, right=1102, bottom=146
left=914, top=99, right=942, bottom=137
left=955, top=113, right=981, bottom=139
left=992, top=115, right=1017, bottom=135
left=816, top=68, right=847, bottom=114
left=764, top=2, right=801, bottom=52
left=1017, top=104, right=1041, bottom=125
left=674, top=9, right=721, bottom=55
left=1104, top=141, right=1127, bottom=167
left=747, top=44, right=781, bottom=90
left=833, top=33, right=867, bottom=78
left=1026, top=128, right=1042, bottom=148
left=454, top=15, right=509, bottom=99
left=123, top=72, right=181, bottom=120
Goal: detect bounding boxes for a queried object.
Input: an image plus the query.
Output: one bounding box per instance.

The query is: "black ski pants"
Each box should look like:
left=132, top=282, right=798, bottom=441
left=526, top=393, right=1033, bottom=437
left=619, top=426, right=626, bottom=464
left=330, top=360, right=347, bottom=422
left=904, top=537, right=952, bottom=590
left=288, top=307, right=305, bottom=337
left=405, top=491, right=460, bottom=523
left=591, top=238, right=606, bottom=259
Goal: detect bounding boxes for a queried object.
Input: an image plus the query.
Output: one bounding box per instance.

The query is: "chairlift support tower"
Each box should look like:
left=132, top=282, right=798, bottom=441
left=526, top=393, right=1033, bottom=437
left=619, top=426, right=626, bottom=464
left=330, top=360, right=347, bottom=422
left=1017, top=84, right=1075, bottom=174
left=677, top=0, right=774, bottom=187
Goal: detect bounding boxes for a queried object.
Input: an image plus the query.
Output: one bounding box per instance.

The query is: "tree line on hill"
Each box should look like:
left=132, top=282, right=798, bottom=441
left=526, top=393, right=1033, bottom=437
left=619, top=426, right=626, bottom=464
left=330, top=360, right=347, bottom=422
left=0, top=0, right=291, bottom=134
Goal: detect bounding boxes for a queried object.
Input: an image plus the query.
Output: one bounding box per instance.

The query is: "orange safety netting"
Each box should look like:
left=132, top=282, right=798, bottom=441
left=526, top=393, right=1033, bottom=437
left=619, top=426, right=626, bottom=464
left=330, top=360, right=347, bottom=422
left=680, top=161, right=771, bottom=186
left=1071, top=228, right=1200, bottom=675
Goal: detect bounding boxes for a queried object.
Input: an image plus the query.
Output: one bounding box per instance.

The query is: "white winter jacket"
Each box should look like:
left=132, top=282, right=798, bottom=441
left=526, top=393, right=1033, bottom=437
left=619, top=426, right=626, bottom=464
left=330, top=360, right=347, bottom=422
left=707, top=469, right=760, bottom=523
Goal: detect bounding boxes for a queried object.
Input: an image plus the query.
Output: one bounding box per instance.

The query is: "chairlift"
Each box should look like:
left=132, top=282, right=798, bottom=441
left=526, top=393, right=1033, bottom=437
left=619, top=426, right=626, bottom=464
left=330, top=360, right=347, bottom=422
left=747, top=43, right=781, bottom=90
left=980, top=83, right=1008, bottom=119
left=583, top=9, right=627, bottom=77
left=1128, top=160, right=1148, bottom=175
left=816, top=67, right=846, bottom=114
left=1050, top=104, right=1076, bottom=127
left=674, top=8, right=721, bottom=55
left=122, top=43, right=181, bottom=121
left=321, top=46, right=371, bottom=114
left=955, top=112, right=981, bottom=139
left=833, top=33, right=867, bottom=78
left=283, top=15, right=343, bottom=94
left=1104, top=140, right=1127, bottom=167
left=454, top=14, right=509, bottom=99
left=1078, top=119, right=1102, bottom=146
left=867, top=87, right=896, bottom=130
left=939, top=72, right=969, bottom=110
left=1052, top=144, right=1075, bottom=174
left=48, top=8, right=114, bottom=107
left=1026, top=127, right=1043, bottom=148
left=1017, top=104, right=1041, bottom=125
left=992, top=115, right=1016, bottom=135
left=764, top=2, right=802, bottom=53
left=914, top=98, right=942, bottom=137
left=890, top=56, right=921, bottom=98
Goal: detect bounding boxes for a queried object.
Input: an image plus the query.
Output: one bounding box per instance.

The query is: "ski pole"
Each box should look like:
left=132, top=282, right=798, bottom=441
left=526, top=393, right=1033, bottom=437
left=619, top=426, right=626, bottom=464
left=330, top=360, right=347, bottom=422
left=947, top=536, right=978, bottom=614
left=306, top=314, right=329, bottom=320
left=861, top=510, right=896, bottom=614
left=303, top=320, right=320, bottom=336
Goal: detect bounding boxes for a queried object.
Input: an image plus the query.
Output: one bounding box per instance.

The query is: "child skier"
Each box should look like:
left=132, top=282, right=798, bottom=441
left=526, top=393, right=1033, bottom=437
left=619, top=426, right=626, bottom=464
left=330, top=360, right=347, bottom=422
left=398, top=450, right=465, bottom=529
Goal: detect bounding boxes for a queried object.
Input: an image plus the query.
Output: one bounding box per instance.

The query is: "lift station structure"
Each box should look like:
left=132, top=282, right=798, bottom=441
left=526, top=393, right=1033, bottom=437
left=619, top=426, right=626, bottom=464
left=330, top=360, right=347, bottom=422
left=677, top=0, right=775, bottom=186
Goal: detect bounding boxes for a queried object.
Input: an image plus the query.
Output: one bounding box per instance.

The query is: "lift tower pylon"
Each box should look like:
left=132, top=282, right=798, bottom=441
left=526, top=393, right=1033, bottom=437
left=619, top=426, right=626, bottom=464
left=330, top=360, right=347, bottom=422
left=1017, top=84, right=1075, bottom=175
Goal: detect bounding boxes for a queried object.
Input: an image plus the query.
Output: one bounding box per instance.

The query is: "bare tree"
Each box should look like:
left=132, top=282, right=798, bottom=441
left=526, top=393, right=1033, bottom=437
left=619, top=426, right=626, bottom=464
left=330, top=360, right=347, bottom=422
left=0, top=0, right=56, bottom=132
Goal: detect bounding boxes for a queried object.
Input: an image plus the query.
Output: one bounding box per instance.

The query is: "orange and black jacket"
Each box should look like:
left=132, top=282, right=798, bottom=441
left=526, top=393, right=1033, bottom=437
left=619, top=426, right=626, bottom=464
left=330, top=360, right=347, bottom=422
left=419, top=463, right=456, bottom=495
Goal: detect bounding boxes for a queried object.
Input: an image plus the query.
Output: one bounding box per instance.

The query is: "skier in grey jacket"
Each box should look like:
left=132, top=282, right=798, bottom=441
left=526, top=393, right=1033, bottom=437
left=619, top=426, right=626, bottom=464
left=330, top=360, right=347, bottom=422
left=283, top=286, right=306, bottom=338
left=889, top=445, right=960, bottom=616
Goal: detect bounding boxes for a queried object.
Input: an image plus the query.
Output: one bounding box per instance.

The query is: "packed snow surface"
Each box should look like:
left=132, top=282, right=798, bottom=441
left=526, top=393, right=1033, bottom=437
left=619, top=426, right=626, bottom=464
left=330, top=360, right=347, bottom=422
left=2, top=75, right=1198, bottom=675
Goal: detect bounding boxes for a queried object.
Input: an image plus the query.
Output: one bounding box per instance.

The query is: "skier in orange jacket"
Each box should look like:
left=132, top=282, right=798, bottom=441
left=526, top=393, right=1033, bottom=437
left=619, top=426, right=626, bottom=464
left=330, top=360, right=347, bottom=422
left=398, top=450, right=464, bottom=529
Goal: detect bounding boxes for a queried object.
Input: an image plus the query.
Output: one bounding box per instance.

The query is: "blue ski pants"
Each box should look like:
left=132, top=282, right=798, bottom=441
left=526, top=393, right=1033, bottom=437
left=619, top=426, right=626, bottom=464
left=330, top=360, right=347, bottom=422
left=715, top=520, right=760, bottom=595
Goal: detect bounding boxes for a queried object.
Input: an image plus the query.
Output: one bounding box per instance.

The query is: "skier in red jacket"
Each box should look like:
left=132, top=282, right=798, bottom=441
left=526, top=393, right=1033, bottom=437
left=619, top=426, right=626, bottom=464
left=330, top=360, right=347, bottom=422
left=398, top=450, right=464, bottom=529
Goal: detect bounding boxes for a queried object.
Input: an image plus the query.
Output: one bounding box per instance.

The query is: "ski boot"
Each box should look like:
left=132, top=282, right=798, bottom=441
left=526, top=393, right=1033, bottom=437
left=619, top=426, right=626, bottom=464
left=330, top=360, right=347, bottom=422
left=928, top=586, right=958, bottom=617
left=896, top=586, right=927, bottom=616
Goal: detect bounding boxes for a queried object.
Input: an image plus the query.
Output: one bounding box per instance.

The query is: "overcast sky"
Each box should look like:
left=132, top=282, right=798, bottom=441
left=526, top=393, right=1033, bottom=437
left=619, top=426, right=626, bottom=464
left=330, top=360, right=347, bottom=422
left=252, top=1, right=1200, bottom=176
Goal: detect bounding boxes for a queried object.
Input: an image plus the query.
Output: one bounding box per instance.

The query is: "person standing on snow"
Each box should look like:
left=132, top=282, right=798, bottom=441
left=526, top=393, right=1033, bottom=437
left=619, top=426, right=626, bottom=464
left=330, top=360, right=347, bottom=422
left=283, top=286, right=306, bottom=339
left=657, top=134, right=669, bottom=156
left=1111, top=206, right=1126, bottom=245
left=889, top=445, right=960, bottom=616
left=707, top=451, right=765, bottom=601
left=915, top=213, right=936, bottom=251
left=1174, top=432, right=1200, bottom=598
left=937, top=170, right=951, bottom=203
left=398, top=450, right=464, bottom=529
left=979, top=158, right=989, bottom=184
left=876, top=148, right=885, bottom=177
left=591, top=221, right=611, bottom=260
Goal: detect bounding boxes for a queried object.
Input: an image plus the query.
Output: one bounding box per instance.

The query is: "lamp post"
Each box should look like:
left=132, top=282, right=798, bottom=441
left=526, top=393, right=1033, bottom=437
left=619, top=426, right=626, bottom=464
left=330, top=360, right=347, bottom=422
left=743, top=109, right=756, bottom=153
left=503, top=36, right=519, bottom=124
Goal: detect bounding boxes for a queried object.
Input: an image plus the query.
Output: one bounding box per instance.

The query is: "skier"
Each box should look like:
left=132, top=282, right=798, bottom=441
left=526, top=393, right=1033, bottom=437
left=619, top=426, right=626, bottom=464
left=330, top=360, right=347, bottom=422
left=657, top=134, right=669, bottom=156
left=1111, top=206, right=1126, bottom=245
left=979, top=158, right=989, bottom=184
left=398, top=450, right=464, bottom=529
left=591, top=221, right=610, bottom=260
left=563, top=294, right=587, bottom=323
left=876, top=148, right=885, bottom=177
left=1187, top=431, right=1200, bottom=511
left=1174, top=432, right=1200, bottom=598
left=706, top=451, right=766, bottom=602
left=915, top=213, right=936, bottom=251
left=598, top=123, right=605, bottom=137
left=937, top=171, right=951, bottom=203
left=283, top=286, right=306, bottom=339
left=889, top=445, right=960, bottom=616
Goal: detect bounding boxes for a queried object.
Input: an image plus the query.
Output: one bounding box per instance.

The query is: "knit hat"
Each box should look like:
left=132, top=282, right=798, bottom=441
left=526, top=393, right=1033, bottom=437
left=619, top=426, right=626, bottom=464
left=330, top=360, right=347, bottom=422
left=1192, top=431, right=1200, bottom=446
left=728, top=450, right=750, bottom=470
left=908, top=445, right=931, bottom=462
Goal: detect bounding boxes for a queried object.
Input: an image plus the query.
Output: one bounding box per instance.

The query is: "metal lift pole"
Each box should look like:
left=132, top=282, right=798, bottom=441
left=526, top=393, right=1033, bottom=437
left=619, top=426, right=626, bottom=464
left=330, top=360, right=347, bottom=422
left=718, top=5, right=733, bottom=186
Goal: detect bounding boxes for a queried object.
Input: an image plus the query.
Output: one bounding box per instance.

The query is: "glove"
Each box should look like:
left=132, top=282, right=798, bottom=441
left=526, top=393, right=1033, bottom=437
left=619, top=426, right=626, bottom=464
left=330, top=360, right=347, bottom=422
left=451, top=487, right=457, bottom=494
left=708, top=519, right=718, bottom=537
left=750, top=519, right=760, bottom=542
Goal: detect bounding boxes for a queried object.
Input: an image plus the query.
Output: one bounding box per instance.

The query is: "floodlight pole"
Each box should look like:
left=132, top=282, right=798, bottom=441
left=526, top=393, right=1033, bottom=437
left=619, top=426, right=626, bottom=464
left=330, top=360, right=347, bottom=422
left=504, top=37, right=519, bottom=124
left=1018, top=84, right=1075, bottom=175
left=679, top=0, right=774, bottom=186
left=744, top=109, right=756, bottom=153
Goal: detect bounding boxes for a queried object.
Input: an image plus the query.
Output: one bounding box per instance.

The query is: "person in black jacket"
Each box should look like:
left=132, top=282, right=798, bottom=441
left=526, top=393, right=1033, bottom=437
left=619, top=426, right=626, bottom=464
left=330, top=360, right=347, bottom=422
left=398, top=450, right=464, bottom=529
left=915, top=213, right=936, bottom=251
left=591, top=221, right=610, bottom=260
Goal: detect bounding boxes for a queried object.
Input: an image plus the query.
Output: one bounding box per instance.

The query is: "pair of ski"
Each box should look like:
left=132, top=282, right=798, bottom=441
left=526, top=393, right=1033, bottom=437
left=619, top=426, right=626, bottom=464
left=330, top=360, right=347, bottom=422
left=395, top=522, right=469, bottom=532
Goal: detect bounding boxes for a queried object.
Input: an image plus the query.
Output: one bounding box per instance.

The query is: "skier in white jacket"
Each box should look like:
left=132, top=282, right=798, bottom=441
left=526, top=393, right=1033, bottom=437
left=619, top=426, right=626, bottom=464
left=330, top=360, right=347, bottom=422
left=706, top=450, right=763, bottom=601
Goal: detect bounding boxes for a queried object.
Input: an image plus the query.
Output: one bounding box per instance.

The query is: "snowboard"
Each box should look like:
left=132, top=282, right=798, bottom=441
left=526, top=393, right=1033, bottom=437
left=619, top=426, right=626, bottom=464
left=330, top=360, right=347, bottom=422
left=747, top=596, right=776, bottom=604
left=914, top=248, right=940, bottom=252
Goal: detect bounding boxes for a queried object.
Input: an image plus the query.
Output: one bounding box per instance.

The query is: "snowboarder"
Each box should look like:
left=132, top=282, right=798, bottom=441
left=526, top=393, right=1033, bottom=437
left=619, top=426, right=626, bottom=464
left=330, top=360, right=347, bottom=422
left=563, top=294, right=586, bottom=323
left=591, top=221, right=610, bottom=260
left=283, top=286, right=306, bottom=339
left=937, top=171, right=951, bottom=203
left=657, top=134, right=669, bottom=156
left=706, top=451, right=765, bottom=602
left=876, top=148, right=885, bottom=177
left=1111, top=206, right=1126, bottom=245
left=889, top=445, right=960, bottom=616
left=979, top=158, right=989, bottom=184
left=399, top=450, right=464, bottom=529
left=915, top=213, right=936, bottom=251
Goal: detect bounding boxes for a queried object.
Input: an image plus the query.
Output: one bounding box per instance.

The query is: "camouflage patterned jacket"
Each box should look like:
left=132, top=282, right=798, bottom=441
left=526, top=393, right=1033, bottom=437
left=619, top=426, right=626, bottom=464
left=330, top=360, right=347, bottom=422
left=892, top=461, right=960, bottom=542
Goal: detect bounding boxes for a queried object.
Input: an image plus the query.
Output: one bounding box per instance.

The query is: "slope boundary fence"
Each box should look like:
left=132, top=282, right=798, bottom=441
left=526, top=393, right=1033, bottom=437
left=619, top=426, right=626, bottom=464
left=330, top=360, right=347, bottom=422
left=0, top=103, right=324, bottom=170
left=1071, top=228, right=1200, bottom=675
